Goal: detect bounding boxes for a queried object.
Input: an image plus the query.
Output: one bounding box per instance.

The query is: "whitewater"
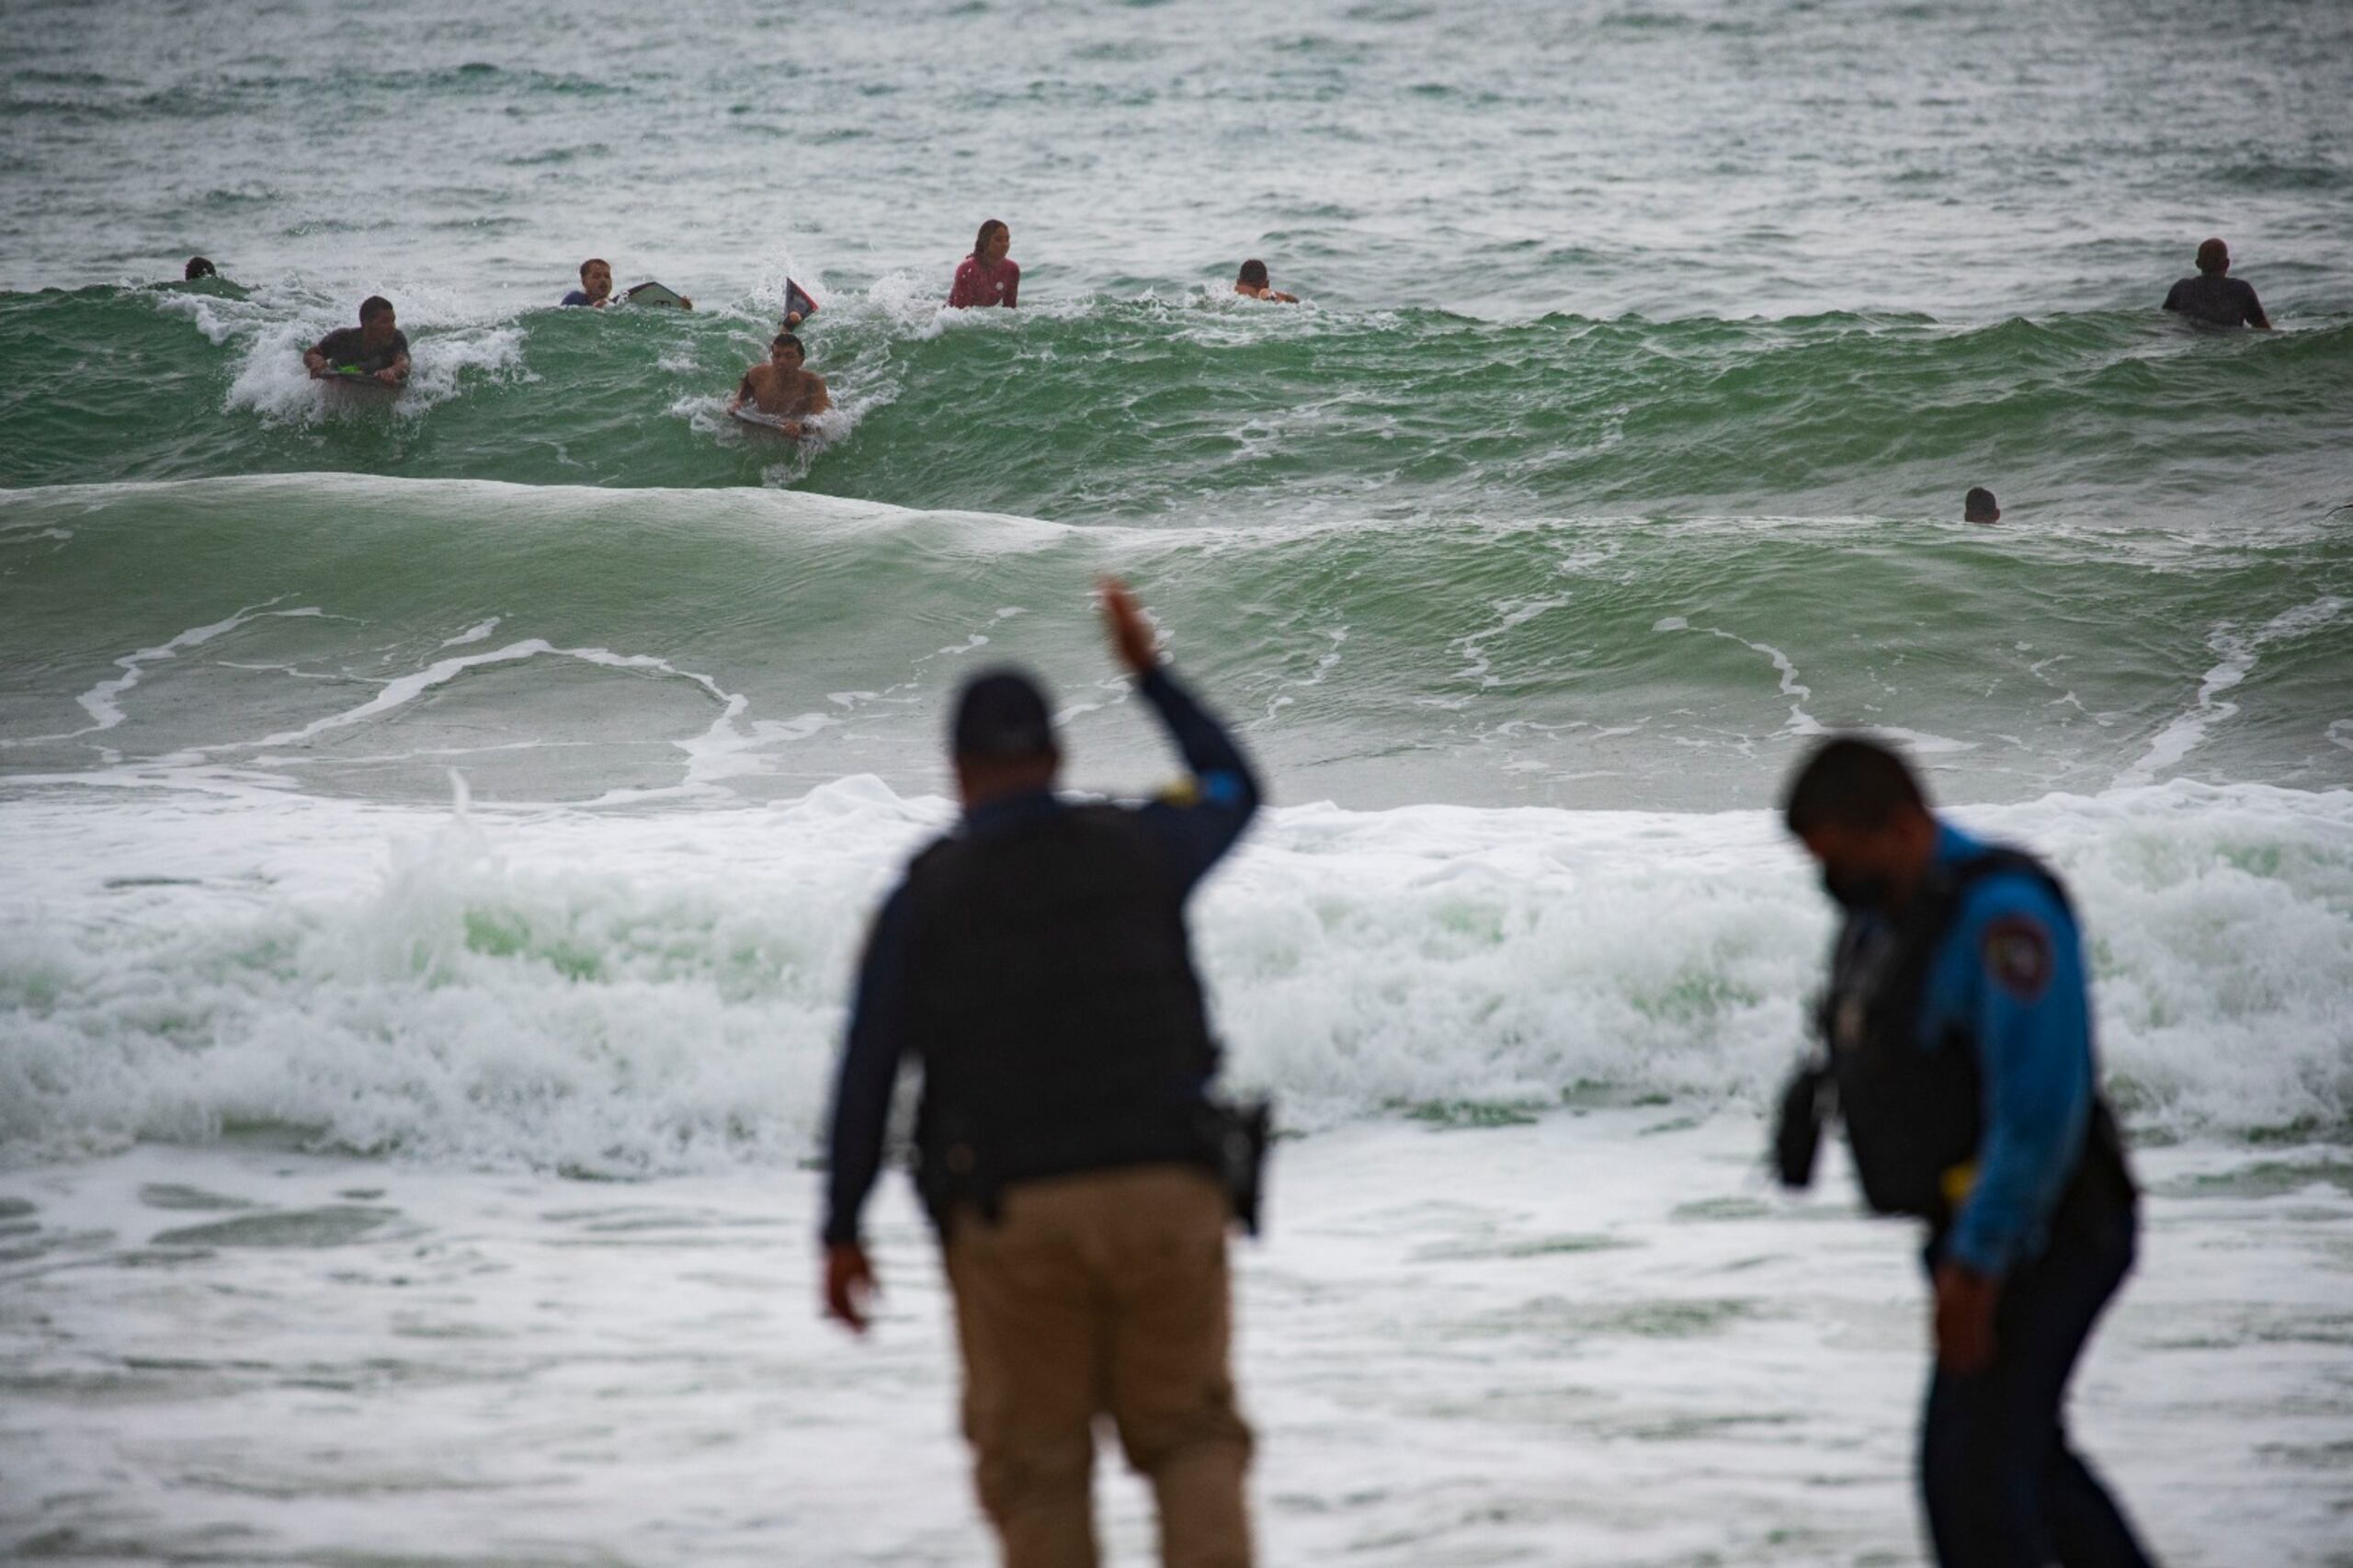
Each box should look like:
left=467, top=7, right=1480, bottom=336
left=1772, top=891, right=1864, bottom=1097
left=6, top=0, right=2352, bottom=1562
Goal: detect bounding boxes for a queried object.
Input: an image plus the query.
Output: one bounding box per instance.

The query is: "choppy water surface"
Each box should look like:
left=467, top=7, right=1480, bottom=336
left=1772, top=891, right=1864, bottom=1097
left=4, top=0, right=2351, bottom=1562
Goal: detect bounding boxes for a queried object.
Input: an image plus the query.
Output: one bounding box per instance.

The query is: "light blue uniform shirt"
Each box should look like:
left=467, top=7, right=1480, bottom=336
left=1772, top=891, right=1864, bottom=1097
left=1914, top=821, right=2097, bottom=1276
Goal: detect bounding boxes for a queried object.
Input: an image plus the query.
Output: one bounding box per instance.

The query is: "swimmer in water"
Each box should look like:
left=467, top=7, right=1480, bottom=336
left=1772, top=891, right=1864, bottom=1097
left=562, top=257, right=615, bottom=308
left=302, top=295, right=410, bottom=386
left=185, top=256, right=218, bottom=281
left=729, top=332, right=832, bottom=436
left=2162, top=238, right=2271, bottom=329
left=1965, top=487, right=2001, bottom=525
left=948, top=220, right=1019, bottom=309
left=1233, top=258, right=1298, bottom=302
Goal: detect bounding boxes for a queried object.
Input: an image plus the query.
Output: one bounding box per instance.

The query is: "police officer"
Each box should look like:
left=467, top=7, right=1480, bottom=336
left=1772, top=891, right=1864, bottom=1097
left=821, top=577, right=1259, bottom=1568
left=1776, top=735, right=2154, bottom=1568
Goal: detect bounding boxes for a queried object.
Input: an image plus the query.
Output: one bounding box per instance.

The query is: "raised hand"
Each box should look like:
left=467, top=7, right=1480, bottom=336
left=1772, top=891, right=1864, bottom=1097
left=1099, top=576, right=1161, bottom=676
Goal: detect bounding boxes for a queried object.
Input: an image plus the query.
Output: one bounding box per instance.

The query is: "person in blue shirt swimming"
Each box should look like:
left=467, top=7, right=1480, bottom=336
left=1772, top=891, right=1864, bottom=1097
left=1774, top=734, right=2152, bottom=1568
left=561, top=257, right=615, bottom=308
left=562, top=256, right=694, bottom=310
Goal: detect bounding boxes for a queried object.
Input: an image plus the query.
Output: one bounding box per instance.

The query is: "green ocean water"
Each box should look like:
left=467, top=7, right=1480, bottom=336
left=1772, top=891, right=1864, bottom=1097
left=5, top=473, right=2348, bottom=810
left=5, top=282, right=2349, bottom=532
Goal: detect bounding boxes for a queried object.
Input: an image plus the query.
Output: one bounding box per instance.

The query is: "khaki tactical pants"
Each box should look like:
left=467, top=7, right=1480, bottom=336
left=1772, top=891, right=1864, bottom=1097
left=944, top=1164, right=1254, bottom=1568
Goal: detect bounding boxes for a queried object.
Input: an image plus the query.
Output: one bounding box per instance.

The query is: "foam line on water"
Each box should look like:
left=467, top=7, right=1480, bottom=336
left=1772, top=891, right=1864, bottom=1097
left=1449, top=595, right=1576, bottom=690
left=0, top=602, right=323, bottom=750
left=222, top=639, right=822, bottom=807
left=242, top=641, right=723, bottom=750
left=2116, top=595, right=2349, bottom=788
left=440, top=619, right=502, bottom=647
left=1654, top=618, right=1840, bottom=744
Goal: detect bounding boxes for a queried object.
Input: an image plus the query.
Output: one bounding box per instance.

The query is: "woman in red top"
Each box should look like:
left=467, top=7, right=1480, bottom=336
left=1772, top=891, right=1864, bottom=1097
left=947, top=220, right=1019, bottom=309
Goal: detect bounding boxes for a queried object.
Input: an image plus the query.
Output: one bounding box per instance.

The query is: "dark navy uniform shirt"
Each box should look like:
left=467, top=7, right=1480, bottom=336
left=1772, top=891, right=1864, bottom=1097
left=820, top=665, right=1259, bottom=1247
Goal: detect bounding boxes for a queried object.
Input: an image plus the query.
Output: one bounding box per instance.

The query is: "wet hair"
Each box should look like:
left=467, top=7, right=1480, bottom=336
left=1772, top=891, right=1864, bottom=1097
left=580, top=257, right=609, bottom=279
left=358, top=295, right=394, bottom=324
left=184, top=256, right=217, bottom=280
left=1781, top=735, right=1928, bottom=835
left=973, top=219, right=1008, bottom=259
left=771, top=332, right=804, bottom=356
left=1237, top=259, right=1269, bottom=288
left=951, top=668, right=1056, bottom=761
left=2196, top=237, right=2229, bottom=275
left=1964, top=486, right=1999, bottom=521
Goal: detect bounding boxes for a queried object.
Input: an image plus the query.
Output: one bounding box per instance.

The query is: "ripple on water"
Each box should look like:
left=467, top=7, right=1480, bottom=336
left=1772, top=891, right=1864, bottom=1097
left=151, top=1205, right=396, bottom=1248
left=137, top=1182, right=258, bottom=1211
left=2153, top=1160, right=2353, bottom=1200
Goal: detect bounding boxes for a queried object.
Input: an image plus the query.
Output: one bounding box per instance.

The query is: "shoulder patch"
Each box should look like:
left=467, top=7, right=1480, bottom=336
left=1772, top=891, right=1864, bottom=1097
left=1982, top=915, right=2053, bottom=1001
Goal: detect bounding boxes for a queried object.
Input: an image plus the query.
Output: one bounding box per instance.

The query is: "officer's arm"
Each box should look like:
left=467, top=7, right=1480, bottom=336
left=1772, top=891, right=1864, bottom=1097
left=1944, top=885, right=2095, bottom=1277
left=1133, top=665, right=1262, bottom=892
left=820, top=888, right=913, bottom=1248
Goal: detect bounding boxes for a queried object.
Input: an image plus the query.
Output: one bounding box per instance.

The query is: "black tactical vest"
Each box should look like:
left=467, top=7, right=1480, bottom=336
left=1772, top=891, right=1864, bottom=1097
left=900, top=803, right=1221, bottom=1221
left=1821, top=848, right=2133, bottom=1230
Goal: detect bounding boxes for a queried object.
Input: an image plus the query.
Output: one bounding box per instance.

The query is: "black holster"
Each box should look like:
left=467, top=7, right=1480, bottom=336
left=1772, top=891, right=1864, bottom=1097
left=1201, top=1097, right=1273, bottom=1236
left=1773, top=1059, right=1832, bottom=1189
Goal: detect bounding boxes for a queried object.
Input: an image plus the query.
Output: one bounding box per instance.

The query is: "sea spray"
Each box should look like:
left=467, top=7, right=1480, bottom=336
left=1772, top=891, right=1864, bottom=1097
left=3, top=780, right=2345, bottom=1170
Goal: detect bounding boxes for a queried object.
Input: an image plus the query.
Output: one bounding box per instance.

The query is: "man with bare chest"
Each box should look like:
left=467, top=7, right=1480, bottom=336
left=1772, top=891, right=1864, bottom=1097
left=728, top=333, right=833, bottom=436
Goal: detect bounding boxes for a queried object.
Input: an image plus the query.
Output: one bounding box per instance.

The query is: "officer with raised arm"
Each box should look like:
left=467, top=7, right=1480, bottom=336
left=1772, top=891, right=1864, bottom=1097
left=821, top=577, right=1263, bottom=1568
left=1774, top=735, right=2153, bottom=1568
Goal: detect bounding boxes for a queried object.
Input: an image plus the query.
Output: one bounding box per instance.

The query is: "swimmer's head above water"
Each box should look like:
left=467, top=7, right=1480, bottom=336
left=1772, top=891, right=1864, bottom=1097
left=358, top=294, right=399, bottom=347
left=770, top=332, right=806, bottom=369
left=1964, top=486, right=2000, bottom=525
left=2195, top=238, right=2231, bottom=276
left=185, top=256, right=217, bottom=280
left=1234, top=258, right=1298, bottom=302
left=973, top=220, right=1011, bottom=267
left=577, top=257, right=613, bottom=304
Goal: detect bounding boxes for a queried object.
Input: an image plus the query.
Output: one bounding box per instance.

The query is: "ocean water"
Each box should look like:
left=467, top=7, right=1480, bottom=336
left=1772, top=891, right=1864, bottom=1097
left=4, top=0, right=2351, bottom=1562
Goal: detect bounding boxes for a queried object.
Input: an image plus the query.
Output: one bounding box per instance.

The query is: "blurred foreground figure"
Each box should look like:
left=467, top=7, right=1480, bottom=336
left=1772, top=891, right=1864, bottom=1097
left=1773, top=735, right=2153, bottom=1568
left=822, top=578, right=1266, bottom=1568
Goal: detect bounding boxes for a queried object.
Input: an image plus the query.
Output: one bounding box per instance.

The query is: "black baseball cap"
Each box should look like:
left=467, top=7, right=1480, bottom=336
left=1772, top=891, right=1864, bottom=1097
left=950, top=668, right=1056, bottom=760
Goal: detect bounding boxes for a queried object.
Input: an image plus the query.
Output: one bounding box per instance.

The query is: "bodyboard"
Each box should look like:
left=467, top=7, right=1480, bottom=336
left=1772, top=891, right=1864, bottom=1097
left=731, top=407, right=809, bottom=438
left=625, top=281, right=690, bottom=309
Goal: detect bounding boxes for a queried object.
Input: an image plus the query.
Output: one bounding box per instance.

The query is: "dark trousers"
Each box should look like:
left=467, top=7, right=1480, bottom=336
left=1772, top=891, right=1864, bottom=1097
left=1920, top=1207, right=2155, bottom=1568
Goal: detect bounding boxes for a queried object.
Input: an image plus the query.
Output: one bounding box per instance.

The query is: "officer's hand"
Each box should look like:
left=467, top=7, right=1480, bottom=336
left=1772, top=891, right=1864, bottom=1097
left=1099, top=576, right=1160, bottom=676
left=824, top=1243, right=878, bottom=1335
left=1933, top=1260, right=2002, bottom=1375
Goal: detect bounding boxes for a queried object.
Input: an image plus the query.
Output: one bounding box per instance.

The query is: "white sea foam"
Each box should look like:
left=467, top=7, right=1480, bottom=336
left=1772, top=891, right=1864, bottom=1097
left=0, top=602, right=324, bottom=750
left=440, top=618, right=502, bottom=647
left=2, top=779, right=2345, bottom=1172
left=222, top=303, right=528, bottom=426
left=2116, top=595, right=2350, bottom=788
